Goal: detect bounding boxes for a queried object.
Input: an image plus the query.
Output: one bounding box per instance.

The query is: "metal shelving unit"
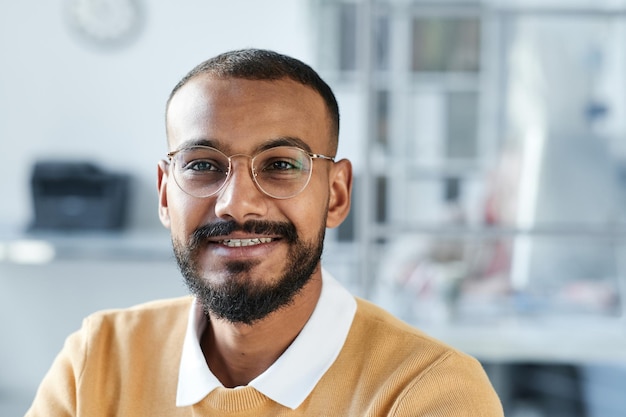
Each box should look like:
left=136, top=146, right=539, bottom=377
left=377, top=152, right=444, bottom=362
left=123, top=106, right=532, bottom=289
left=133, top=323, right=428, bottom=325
left=314, top=0, right=626, bottom=327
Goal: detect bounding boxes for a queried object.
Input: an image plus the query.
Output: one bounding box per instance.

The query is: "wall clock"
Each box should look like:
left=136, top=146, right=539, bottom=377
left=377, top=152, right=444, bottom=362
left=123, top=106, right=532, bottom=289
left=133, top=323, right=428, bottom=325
left=66, top=0, right=144, bottom=49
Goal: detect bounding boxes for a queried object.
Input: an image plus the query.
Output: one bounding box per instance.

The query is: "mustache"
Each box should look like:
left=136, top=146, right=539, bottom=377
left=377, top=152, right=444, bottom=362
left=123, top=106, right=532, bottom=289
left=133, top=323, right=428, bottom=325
left=189, top=220, right=298, bottom=248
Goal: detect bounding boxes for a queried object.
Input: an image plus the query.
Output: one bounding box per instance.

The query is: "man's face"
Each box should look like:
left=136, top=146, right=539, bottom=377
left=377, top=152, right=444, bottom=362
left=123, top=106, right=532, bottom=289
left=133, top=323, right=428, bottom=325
left=158, top=76, right=351, bottom=324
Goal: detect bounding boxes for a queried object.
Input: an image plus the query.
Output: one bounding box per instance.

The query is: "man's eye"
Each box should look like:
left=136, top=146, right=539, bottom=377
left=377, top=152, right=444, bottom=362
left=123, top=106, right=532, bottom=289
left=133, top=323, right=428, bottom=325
left=184, top=160, right=222, bottom=172
left=263, top=158, right=303, bottom=172
left=268, top=160, right=298, bottom=171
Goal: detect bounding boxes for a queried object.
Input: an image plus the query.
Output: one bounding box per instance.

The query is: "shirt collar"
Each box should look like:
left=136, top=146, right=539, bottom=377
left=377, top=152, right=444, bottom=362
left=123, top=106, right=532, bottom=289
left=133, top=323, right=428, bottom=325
left=176, top=269, right=357, bottom=409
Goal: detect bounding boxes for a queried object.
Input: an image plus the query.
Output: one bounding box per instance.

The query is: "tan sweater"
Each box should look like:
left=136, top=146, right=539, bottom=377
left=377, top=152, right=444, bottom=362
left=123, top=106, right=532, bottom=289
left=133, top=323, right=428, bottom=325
left=26, top=297, right=503, bottom=416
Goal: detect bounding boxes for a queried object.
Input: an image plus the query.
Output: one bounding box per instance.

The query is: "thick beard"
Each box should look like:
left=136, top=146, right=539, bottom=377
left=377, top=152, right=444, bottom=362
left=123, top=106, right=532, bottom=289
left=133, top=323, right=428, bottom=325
left=173, top=219, right=325, bottom=325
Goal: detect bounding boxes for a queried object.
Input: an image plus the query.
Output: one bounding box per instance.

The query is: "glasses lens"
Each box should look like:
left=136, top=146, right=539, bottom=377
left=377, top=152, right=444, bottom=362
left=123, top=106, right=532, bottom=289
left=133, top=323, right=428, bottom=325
left=253, top=147, right=312, bottom=199
left=172, top=147, right=229, bottom=197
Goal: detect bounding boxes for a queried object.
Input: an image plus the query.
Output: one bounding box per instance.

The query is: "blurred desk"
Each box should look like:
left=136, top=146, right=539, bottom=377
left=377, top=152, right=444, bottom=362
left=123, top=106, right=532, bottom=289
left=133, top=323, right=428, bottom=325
left=419, top=317, right=626, bottom=364
left=0, top=229, right=172, bottom=264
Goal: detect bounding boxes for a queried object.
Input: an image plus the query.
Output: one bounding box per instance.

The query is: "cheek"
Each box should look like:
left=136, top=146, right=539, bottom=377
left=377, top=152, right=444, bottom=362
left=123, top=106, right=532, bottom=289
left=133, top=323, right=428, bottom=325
left=167, top=189, right=211, bottom=235
left=286, top=190, right=329, bottom=238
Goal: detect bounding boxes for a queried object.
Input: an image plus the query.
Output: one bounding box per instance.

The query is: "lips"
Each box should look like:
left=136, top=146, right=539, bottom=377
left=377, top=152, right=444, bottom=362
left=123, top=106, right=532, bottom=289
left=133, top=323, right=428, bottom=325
left=220, top=237, right=274, bottom=247
left=189, top=220, right=297, bottom=252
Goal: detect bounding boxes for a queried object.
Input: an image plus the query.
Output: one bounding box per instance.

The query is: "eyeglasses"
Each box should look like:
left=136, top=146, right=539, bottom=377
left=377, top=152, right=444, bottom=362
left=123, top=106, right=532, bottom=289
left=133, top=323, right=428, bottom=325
left=167, top=145, right=335, bottom=199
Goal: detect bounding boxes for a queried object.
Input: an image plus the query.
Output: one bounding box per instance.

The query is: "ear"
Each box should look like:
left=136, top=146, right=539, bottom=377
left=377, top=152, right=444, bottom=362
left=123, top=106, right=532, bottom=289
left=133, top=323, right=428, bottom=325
left=157, top=160, right=171, bottom=229
left=326, top=158, right=352, bottom=229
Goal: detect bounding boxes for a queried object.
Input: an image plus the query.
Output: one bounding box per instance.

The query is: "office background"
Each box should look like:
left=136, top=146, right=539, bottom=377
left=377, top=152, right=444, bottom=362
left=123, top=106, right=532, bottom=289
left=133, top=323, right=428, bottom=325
left=2, top=1, right=626, bottom=416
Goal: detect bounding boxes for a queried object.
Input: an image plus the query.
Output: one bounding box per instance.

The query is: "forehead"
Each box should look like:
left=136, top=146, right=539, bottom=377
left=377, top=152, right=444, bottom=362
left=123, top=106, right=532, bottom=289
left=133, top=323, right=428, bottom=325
left=166, top=76, right=332, bottom=154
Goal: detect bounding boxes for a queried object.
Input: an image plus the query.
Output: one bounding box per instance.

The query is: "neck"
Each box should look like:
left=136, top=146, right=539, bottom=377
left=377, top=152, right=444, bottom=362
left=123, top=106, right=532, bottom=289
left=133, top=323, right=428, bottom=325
left=200, top=273, right=322, bottom=388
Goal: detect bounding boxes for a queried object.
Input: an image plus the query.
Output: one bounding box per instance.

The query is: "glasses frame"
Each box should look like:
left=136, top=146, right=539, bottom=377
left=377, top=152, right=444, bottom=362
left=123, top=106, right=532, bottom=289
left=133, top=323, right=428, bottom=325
left=166, top=145, right=335, bottom=200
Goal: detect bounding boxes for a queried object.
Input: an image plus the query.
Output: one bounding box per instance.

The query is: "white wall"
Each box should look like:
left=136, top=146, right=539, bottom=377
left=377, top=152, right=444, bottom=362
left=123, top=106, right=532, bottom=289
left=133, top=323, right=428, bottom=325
left=0, top=0, right=316, bottom=232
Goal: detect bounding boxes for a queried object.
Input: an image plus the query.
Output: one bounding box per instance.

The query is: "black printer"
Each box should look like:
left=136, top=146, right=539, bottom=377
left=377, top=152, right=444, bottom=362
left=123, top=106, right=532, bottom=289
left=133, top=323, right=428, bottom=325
left=30, top=161, right=130, bottom=231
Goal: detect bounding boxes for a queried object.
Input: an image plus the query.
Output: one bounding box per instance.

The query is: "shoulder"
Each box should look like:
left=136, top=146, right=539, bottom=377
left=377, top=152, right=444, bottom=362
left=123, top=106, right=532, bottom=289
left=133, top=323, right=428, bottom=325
left=344, top=298, right=503, bottom=415
left=350, top=296, right=492, bottom=383
left=79, top=296, right=194, bottom=346
left=353, top=297, right=451, bottom=347
left=67, top=297, right=194, bottom=375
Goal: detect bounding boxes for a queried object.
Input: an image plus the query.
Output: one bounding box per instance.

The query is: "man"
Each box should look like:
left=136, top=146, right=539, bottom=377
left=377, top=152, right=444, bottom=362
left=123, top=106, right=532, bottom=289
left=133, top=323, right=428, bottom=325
left=27, top=49, right=503, bottom=416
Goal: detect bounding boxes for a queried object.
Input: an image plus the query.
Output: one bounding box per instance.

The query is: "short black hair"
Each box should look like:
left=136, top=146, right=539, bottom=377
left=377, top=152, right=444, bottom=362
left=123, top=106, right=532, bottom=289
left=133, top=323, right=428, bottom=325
left=167, top=49, right=339, bottom=148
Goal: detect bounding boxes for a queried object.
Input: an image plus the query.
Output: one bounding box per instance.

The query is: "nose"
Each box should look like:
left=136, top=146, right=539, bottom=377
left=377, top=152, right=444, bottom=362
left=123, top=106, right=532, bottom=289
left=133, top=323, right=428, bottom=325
left=213, top=157, right=268, bottom=222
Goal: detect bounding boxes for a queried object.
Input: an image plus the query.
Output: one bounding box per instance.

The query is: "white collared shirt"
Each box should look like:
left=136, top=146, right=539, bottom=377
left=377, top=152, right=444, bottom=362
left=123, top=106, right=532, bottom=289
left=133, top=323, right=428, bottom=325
left=176, top=269, right=357, bottom=410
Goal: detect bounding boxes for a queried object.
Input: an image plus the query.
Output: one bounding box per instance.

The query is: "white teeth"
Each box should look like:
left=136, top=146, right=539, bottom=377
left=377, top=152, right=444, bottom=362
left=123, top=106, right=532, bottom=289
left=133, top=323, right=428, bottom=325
left=221, top=238, right=273, bottom=247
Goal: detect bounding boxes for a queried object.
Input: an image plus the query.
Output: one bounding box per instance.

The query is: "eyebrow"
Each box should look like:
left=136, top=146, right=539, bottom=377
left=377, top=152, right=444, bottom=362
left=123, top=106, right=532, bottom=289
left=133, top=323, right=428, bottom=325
left=177, top=138, right=221, bottom=149
left=256, top=137, right=312, bottom=153
left=176, top=136, right=313, bottom=154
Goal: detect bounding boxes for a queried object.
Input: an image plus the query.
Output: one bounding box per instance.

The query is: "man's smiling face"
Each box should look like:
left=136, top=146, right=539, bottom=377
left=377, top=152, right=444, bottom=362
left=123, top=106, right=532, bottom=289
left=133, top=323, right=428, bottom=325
left=158, top=75, right=347, bottom=324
